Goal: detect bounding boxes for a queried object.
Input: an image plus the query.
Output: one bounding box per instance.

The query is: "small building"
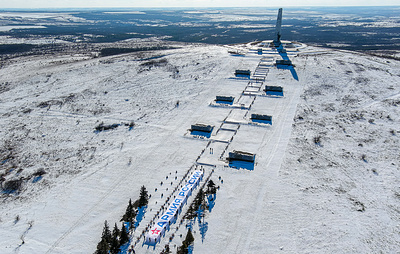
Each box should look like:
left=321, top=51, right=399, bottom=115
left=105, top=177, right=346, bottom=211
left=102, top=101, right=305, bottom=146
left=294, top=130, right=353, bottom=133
left=276, top=60, right=292, bottom=65
left=251, top=114, right=272, bottom=122
left=216, top=96, right=234, bottom=103
left=235, top=69, right=251, bottom=77
left=265, top=85, right=283, bottom=96
left=228, top=150, right=256, bottom=162
left=191, top=124, right=214, bottom=133
left=265, top=86, right=283, bottom=93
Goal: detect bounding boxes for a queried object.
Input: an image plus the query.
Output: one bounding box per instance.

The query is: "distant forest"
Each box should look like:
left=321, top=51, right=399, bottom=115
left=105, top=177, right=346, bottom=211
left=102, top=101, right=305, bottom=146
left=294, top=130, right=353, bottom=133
left=1, top=7, right=399, bottom=51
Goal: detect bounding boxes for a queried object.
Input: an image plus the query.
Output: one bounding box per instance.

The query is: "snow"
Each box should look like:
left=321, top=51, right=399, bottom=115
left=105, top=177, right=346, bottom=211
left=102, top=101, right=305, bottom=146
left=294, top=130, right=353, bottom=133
left=0, top=12, right=88, bottom=23
left=146, top=170, right=203, bottom=244
left=0, top=35, right=71, bottom=45
left=0, top=39, right=399, bottom=254
left=0, top=26, right=46, bottom=32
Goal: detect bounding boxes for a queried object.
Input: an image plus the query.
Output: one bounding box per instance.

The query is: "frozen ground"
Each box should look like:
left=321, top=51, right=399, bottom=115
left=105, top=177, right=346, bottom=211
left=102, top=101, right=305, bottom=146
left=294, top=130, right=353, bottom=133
left=0, top=39, right=399, bottom=253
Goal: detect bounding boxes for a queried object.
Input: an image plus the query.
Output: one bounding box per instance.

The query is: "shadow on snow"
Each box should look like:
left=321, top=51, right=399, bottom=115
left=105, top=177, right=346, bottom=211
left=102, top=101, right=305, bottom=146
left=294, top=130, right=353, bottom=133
left=228, top=160, right=255, bottom=171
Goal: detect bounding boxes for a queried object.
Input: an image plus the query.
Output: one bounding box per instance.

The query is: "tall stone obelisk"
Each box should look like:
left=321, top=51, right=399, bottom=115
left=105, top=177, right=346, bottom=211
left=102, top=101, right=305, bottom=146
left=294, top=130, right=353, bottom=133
left=273, top=8, right=283, bottom=46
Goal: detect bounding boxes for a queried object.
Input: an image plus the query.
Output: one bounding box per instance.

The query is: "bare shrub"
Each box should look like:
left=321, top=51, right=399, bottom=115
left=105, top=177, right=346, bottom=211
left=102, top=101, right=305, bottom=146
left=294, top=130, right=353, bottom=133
left=313, top=136, right=322, bottom=146
left=2, top=178, right=23, bottom=194
left=361, top=154, right=367, bottom=162
left=33, top=168, right=46, bottom=177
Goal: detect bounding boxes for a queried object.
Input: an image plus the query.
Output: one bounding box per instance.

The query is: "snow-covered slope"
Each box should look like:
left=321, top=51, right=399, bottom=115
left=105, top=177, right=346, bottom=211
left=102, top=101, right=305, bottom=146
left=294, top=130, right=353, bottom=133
left=0, top=41, right=399, bottom=253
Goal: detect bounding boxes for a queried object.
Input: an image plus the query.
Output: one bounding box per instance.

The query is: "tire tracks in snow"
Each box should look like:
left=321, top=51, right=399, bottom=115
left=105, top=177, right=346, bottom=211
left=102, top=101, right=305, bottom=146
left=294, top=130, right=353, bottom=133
left=45, top=84, right=203, bottom=253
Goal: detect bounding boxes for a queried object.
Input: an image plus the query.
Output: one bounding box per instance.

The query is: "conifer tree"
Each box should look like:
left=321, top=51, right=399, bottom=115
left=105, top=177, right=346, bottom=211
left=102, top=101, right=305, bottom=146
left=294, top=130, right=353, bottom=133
left=185, top=189, right=207, bottom=220
left=104, top=220, right=112, bottom=243
left=206, top=180, right=217, bottom=194
left=113, top=223, right=120, bottom=239
left=184, top=204, right=196, bottom=220
left=110, top=223, right=120, bottom=254
left=121, top=198, right=137, bottom=226
left=194, top=189, right=204, bottom=210
left=95, top=220, right=111, bottom=254
left=102, top=221, right=112, bottom=245
left=138, top=185, right=148, bottom=208
left=184, top=228, right=194, bottom=246
left=95, top=239, right=109, bottom=254
left=177, top=228, right=194, bottom=254
left=176, top=245, right=186, bottom=254
left=120, top=223, right=129, bottom=246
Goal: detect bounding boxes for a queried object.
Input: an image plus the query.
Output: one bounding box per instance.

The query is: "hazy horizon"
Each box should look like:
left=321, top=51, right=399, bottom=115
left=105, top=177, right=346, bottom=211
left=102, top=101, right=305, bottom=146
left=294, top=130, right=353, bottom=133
left=1, top=6, right=399, bottom=51
left=1, top=5, right=400, bottom=10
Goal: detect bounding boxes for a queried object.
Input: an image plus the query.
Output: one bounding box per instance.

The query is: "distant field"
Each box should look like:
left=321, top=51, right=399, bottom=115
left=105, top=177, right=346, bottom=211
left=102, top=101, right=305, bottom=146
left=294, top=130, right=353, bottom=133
left=0, top=7, right=399, bottom=50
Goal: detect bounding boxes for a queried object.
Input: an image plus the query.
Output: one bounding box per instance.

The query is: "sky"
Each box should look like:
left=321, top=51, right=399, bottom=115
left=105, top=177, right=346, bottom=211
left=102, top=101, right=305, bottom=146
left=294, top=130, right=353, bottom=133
left=0, top=0, right=399, bottom=9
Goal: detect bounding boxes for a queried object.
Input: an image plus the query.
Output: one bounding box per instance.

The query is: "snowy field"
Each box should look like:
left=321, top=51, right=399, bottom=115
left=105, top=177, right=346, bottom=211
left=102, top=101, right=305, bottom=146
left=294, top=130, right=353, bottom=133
left=0, top=39, right=399, bottom=253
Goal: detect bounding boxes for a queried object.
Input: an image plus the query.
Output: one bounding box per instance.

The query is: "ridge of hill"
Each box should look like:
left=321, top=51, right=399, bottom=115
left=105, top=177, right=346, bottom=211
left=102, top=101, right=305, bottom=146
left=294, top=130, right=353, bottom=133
left=0, top=40, right=399, bottom=253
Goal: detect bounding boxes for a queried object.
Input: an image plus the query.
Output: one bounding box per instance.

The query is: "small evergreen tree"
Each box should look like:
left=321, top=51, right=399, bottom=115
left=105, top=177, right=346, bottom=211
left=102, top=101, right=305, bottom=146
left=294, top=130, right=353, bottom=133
left=184, top=204, right=196, bottom=220
left=193, top=189, right=205, bottom=210
left=121, top=198, right=137, bottom=227
left=206, top=180, right=217, bottom=194
left=184, top=189, right=207, bottom=220
left=177, top=245, right=186, bottom=254
left=95, top=220, right=111, bottom=254
left=103, top=220, right=112, bottom=244
left=95, top=239, right=109, bottom=254
left=110, top=223, right=120, bottom=254
left=177, top=228, right=194, bottom=254
left=119, top=223, right=129, bottom=246
left=184, top=228, right=194, bottom=246
left=138, top=185, right=148, bottom=207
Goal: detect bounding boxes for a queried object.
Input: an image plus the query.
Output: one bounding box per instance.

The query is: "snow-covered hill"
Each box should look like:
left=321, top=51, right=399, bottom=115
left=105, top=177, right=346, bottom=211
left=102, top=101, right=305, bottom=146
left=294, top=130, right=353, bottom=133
left=0, top=39, right=399, bottom=253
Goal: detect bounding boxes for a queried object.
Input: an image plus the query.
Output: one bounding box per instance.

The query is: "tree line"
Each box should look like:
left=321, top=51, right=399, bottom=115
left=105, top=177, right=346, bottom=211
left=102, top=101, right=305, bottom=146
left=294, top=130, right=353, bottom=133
left=95, top=186, right=148, bottom=254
